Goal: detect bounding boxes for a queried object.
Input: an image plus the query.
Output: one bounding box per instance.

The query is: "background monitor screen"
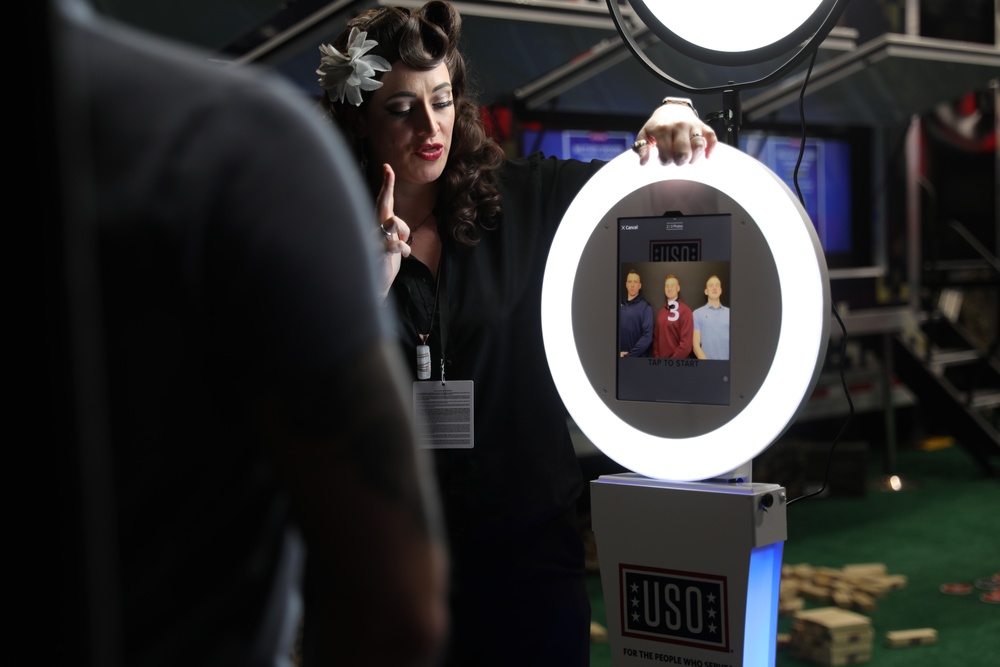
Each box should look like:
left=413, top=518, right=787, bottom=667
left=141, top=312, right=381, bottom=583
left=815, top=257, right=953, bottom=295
left=520, top=127, right=637, bottom=162
left=739, top=127, right=870, bottom=267
left=617, top=213, right=732, bottom=406
left=522, top=121, right=871, bottom=270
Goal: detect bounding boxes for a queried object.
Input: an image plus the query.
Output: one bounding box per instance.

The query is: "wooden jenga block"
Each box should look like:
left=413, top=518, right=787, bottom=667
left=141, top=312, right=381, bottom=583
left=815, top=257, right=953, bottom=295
left=779, top=595, right=805, bottom=616
left=853, top=577, right=892, bottom=598
left=793, top=643, right=873, bottom=666
left=793, top=606, right=874, bottom=644
left=800, top=581, right=834, bottom=602
left=851, top=591, right=877, bottom=613
left=794, top=605, right=871, bottom=625
left=837, top=572, right=866, bottom=586
left=780, top=578, right=801, bottom=597
left=832, top=588, right=854, bottom=609
left=791, top=622, right=875, bottom=648
left=885, top=628, right=937, bottom=648
left=793, top=563, right=816, bottom=579
left=814, top=571, right=839, bottom=587
left=812, top=567, right=841, bottom=586
left=842, top=563, right=887, bottom=577
left=589, top=620, right=608, bottom=643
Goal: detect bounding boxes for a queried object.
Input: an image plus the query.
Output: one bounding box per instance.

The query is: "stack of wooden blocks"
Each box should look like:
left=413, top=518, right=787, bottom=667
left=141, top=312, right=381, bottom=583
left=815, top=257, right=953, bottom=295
left=779, top=562, right=907, bottom=614
left=775, top=562, right=937, bottom=664
left=788, top=606, right=874, bottom=665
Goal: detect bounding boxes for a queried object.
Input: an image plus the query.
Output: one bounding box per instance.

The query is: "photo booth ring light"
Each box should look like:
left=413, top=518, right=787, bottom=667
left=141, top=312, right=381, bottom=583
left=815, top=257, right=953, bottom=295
left=541, top=143, right=829, bottom=481
left=627, top=0, right=838, bottom=66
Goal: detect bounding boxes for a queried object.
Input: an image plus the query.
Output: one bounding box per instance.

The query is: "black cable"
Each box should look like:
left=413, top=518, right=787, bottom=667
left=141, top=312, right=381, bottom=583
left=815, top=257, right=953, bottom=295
left=792, top=48, right=818, bottom=206
left=784, top=44, right=855, bottom=506
left=788, top=304, right=855, bottom=506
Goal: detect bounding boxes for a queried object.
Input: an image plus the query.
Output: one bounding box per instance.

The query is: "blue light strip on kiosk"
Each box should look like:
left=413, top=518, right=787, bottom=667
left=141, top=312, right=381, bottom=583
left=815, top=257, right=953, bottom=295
left=744, top=542, right=784, bottom=666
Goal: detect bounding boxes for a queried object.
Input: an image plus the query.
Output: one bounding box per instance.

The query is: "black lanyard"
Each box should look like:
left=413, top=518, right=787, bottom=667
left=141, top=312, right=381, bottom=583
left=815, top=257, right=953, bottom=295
left=410, top=253, right=448, bottom=382
left=436, top=255, right=449, bottom=382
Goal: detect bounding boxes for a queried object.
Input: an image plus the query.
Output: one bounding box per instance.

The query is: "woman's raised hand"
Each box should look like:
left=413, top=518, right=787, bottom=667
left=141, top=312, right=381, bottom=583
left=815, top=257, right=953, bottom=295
left=375, top=163, right=411, bottom=299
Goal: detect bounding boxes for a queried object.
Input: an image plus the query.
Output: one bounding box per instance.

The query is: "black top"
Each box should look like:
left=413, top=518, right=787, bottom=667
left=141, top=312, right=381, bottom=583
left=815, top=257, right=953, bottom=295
left=390, top=153, right=604, bottom=541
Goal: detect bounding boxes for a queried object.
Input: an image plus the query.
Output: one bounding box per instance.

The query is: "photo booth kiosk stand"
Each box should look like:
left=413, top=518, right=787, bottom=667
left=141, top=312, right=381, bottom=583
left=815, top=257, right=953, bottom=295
left=590, top=476, right=786, bottom=666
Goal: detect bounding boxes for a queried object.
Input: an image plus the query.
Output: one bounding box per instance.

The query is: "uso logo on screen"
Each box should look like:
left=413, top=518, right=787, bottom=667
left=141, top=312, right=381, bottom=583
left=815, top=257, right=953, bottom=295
left=619, top=564, right=730, bottom=651
left=650, top=240, right=700, bottom=262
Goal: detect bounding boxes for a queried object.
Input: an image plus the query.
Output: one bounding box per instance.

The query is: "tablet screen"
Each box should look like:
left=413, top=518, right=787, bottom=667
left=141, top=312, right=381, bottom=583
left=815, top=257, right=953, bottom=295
left=617, top=213, right=732, bottom=406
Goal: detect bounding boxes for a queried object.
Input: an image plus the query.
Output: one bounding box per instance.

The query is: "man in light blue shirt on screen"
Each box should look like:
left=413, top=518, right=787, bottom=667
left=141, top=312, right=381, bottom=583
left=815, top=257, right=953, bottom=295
left=692, top=275, right=730, bottom=360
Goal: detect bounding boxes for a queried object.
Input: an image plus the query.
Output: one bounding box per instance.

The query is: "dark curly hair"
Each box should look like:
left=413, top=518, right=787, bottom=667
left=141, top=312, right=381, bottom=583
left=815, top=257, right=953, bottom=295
left=319, top=1, right=506, bottom=246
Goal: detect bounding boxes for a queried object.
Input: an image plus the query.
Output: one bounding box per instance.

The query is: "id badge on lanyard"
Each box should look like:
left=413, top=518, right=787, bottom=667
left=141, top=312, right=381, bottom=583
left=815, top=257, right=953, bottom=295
left=413, top=377, right=474, bottom=449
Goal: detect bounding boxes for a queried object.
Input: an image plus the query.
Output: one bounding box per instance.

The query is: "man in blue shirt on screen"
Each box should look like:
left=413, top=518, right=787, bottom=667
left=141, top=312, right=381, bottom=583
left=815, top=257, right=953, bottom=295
left=620, top=269, right=653, bottom=357
left=692, top=275, right=730, bottom=360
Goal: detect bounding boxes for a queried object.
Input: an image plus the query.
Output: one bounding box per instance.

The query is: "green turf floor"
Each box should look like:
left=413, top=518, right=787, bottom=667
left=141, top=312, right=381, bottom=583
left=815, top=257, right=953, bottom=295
left=586, top=444, right=999, bottom=666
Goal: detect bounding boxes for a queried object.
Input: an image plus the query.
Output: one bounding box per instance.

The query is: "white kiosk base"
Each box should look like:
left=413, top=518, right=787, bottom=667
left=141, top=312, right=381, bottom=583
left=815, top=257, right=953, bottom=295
left=591, top=474, right=787, bottom=667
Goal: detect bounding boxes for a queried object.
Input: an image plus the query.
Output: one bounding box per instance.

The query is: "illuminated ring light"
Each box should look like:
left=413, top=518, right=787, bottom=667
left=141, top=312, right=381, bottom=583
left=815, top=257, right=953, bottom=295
left=541, top=143, right=829, bottom=481
left=628, top=0, right=838, bottom=66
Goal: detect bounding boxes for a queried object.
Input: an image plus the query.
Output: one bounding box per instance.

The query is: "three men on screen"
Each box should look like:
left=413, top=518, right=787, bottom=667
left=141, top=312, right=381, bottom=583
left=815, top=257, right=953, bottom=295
left=620, top=271, right=730, bottom=360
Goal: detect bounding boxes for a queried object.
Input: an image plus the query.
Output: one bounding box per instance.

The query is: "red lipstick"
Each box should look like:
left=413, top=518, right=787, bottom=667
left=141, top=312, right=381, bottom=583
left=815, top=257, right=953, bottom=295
left=415, top=143, right=444, bottom=161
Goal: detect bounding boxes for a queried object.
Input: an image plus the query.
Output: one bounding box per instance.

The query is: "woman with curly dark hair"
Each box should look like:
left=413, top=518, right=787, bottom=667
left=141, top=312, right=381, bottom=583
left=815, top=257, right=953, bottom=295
left=316, top=3, right=716, bottom=665
left=320, top=1, right=504, bottom=248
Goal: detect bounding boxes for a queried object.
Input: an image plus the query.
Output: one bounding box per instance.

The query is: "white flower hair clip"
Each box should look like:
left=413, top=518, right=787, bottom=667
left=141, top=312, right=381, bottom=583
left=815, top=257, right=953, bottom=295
left=317, top=27, right=392, bottom=106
